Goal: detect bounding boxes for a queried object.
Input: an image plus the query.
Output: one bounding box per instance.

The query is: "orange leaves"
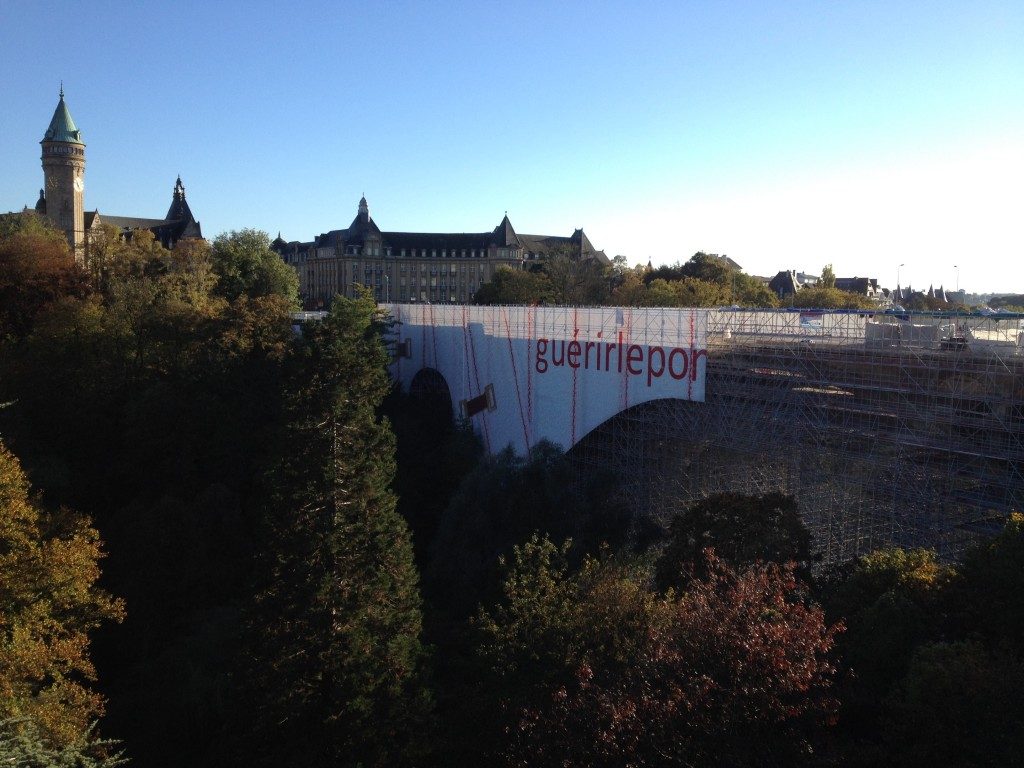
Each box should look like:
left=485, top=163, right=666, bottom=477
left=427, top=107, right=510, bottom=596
left=0, top=440, right=123, bottom=748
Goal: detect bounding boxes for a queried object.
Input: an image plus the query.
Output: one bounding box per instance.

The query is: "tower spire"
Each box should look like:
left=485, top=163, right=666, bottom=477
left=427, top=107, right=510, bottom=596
left=40, top=88, right=86, bottom=257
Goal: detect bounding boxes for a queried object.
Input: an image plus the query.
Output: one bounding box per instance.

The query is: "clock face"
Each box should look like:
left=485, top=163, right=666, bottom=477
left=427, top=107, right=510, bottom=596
left=73, top=177, right=84, bottom=192
left=46, top=177, right=59, bottom=192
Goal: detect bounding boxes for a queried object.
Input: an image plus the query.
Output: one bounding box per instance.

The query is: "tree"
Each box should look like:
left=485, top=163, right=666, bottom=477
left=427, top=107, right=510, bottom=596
left=478, top=540, right=840, bottom=767
left=426, top=442, right=634, bottom=615
left=474, top=266, right=552, bottom=305
left=820, top=264, right=836, bottom=289
left=608, top=270, right=649, bottom=306
left=825, top=548, right=951, bottom=702
left=541, top=251, right=610, bottom=305
left=884, top=640, right=1024, bottom=768
left=645, top=277, right=682, bottom=306
left=0, top=440, right=124, bottom=748
left=210, top=229, right=299, bottom=306
left=247, top=295, right=430, bottom=767
left=672, top=276, right=730, bottom=307
left=0, top=223, right=299, bottom=766
left=948, top=511, right=1024, bottom=647
left=0, top=718, right=126, bottom=768
left=680, top=252, right=734, bottom=284
left=0, top=213, right=91, bottom=340
left=789, top=285, right=874, bottom=309
left=655, top=492, right=812, bottom=592
left=731, top=272, right=779, bottom=307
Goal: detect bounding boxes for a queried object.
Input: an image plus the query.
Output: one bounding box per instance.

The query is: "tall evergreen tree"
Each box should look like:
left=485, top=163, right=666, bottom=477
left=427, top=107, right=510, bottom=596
left=247, top=295, right=429, bottom=767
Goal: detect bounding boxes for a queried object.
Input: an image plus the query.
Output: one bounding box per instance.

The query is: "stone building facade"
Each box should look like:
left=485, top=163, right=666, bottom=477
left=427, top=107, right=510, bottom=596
left=274, top=197, right=607, bottom=307
left=26, top=89, right=202, bottom=259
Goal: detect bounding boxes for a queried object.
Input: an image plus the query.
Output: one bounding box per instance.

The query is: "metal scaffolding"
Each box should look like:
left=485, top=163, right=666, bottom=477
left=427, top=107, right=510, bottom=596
left=569, top=309, right=1024, bottom=562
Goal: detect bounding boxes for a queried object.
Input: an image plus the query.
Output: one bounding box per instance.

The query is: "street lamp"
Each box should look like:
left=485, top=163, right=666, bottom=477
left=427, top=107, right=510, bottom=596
left=384, top=274, right=390, bottom=303
left=954, top=264, right=959, bottom=294
left=896, top=262, right=905, bottom=289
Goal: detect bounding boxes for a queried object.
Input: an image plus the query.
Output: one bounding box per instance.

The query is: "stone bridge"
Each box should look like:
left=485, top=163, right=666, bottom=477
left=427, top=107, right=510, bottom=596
left=384, top=304, right=707, bottom=454
left=377, top=303, right=1024, bottom=558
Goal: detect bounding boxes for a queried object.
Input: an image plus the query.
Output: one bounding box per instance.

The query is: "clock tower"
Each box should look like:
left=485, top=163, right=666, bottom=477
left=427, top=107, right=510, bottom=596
left=40, top=86, right=86, bottom=256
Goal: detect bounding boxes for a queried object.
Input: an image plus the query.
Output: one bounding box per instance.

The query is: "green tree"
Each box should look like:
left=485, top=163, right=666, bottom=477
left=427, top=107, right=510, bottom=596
left=680, top=252, right=734, bottom=284
left=210, top=229, right=299, bottom=306
left=474, top=265, right=551, bottom=305
left=0, top=718, right=126, bottom=768
left=731, top=272, right=779, bottom=307
left=826, top=548, right=951, bottom=698
left=0, top=440, right=124, bottom=748
left=654, top=492, right=812, bottom=592
left=541, top=251, right=610, bottom=305
left=820, top=264, right=836, bottom=289
left=884, top=640, right=1024, bottom=768
left=426, top=442, right=634, bottom=616
left=789, top=285, right=874, bottom=309
left=948, top=511, right=1024, bottom=647
left=607, top=269, right=649, bottom=306
left=645, top=277, right=682, bottom=306
left=248, top=295, right=430, bottom=767
left=673, top=276, right=730, bottom=307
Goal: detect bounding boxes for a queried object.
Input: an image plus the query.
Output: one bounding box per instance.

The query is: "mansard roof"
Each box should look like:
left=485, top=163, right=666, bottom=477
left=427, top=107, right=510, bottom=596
left=100, top=215, right=171, bottom=229
left=305, top=199, right=605, bottom=260
left=42, top=90, right=84, bottom=144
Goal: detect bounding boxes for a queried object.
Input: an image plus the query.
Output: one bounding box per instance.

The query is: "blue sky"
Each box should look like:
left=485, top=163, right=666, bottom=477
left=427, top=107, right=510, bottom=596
left=1, top=0, right=1021, bottom=292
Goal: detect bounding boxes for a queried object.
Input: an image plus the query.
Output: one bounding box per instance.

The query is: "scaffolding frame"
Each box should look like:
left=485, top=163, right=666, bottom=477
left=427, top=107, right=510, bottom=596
left=569, top=309, right=1024, bottom=562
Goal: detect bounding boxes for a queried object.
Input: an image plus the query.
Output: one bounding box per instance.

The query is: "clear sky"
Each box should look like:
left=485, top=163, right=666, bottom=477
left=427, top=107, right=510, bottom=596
left=1, top=0, right=1021, bottom=293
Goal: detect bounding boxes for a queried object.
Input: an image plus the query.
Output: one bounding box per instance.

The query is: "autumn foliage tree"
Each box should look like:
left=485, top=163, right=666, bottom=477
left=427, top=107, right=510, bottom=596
left=0, top=439, right=123, bottom=749
left=478, top=537, right=840, bottom=767
left=0, top=214, right=90, bottom=340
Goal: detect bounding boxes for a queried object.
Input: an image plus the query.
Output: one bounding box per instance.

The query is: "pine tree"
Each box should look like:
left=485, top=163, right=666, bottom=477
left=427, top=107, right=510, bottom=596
left=248, top=294, right=429, bottom=767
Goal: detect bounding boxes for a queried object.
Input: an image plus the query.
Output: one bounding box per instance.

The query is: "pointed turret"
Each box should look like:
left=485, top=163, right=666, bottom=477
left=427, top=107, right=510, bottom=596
left=492, top=213, right=520, bottom=247
left=41, top=88, right=84, bottom=145
left=346, top=196, right=382, bottom=245
left=569, top=228, right=594, bottom=258
left=165, top=176, right=195, bottom=223
left=40, top=87, right=86, bottom=255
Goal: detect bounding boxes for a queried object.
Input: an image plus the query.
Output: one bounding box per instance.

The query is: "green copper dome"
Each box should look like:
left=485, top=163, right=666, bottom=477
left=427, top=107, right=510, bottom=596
left=41, top=89, right=83, bottom=145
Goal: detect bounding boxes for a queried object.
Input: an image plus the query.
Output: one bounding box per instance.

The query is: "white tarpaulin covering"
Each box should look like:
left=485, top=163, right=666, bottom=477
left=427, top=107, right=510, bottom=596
left=385, top=304, right=707, bottom=454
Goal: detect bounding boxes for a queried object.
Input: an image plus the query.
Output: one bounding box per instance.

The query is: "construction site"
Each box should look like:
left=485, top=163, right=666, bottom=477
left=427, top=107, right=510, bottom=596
left=569, top=309, right=1024, bottom=562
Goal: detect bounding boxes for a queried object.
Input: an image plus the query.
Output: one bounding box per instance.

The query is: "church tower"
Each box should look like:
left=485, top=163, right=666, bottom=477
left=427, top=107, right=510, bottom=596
left=40, top=87, right=86, bottom=255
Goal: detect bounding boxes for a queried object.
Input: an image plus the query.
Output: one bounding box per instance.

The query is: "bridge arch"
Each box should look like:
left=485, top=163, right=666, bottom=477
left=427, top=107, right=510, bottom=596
left=409, top=367, right=454, bottom=427
left=385, top=303, right=1024, bottom=561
